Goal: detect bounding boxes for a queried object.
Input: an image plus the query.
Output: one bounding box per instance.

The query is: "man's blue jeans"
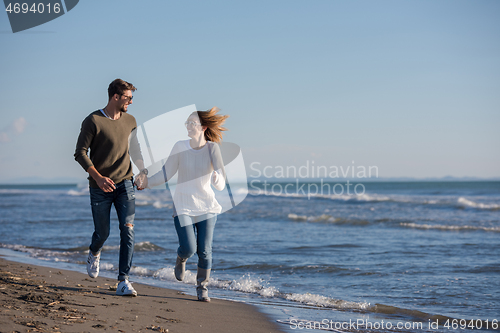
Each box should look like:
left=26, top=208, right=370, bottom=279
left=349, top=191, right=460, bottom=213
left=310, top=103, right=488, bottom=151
left=174, top=215, right=217, bottom=270
left=89, top=179, right=135, bottom=281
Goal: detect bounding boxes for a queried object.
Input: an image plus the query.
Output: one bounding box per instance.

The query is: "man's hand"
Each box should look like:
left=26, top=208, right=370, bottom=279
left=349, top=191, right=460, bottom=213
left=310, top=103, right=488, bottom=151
left=135, top=173, right=148, bottom=190
left=97, top=176, right=116, bottom=192
left=88, top=166, right=115, bottom=192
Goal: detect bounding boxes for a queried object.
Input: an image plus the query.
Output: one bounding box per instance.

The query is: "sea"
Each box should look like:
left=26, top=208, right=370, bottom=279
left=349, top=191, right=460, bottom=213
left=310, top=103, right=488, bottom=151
left=0, top=180, right=499, bottom=333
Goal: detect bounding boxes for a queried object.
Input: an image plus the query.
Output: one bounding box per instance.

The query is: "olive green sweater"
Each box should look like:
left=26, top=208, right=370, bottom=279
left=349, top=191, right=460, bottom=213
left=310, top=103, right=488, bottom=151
left=74, top=110, right=142, bottom=188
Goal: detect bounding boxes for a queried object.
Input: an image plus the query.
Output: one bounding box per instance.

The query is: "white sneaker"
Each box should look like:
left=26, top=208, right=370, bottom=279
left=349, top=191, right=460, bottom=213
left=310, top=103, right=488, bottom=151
left=86, top=251, right=100, bottom=278
left=116, top=280, right=137, bottom=296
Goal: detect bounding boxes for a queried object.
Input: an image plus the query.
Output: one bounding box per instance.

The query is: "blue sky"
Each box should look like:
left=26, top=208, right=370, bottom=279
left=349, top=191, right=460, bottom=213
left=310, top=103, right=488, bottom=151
left=1, top=0, right=499, bottom=182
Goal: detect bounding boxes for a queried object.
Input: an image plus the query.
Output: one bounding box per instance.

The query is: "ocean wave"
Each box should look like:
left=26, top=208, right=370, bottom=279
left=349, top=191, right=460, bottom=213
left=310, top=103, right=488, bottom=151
left=457, top=197, right=500, bottom=210
left=287, top=214, right=370, bottom=226
left=250, top=189, right=451, bottom=207
left=249, top=189, right=391, bottom=202
left=16, top=241, right=165, bottom=253
left=153, top=266, right=197, bottom=285
left=134, top=200, right=172, bottom=208
left=103, top=241, right=164, bottom=252
left=130, top=266, right=154, bottom=276
left=285, top=293, right=370, bottom=310
left=152, top=201, right=172, bottom=209
left=0, top=189, right=35, bottom=194
left=232, top=187, right=250, bottom=195
left=0, top=241, right=164, bottom=263
left=251, top=187, right=500, bottom=212
left=152, top=268, right=369, bottom=310
left=0, top=243, right=82, bottom=262
left=0, top=243, right=117, bottom=270
left=129, top=190, right=174, bottom=208
left=67, top=188, right=89, bottom=196
left=134, top=241, right=165, bottom=251
left=400, top=222, right=500, bottom=233
left=100, top=262, right=115, bottom=271
left=370, top=303, right=455, bottom=323
left=66, top=245, right=91, bottom=252
left=215, top=274, right=279, bottom=297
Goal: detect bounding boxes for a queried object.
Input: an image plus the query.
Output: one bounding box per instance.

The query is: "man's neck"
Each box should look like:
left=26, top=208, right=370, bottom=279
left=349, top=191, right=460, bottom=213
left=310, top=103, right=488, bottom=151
left=103, top=105, right=122, bottom=120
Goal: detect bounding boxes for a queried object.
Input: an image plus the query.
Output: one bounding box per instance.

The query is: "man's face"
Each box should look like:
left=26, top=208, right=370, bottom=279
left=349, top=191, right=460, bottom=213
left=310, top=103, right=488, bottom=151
left=118, top=89, right=133, bottom=112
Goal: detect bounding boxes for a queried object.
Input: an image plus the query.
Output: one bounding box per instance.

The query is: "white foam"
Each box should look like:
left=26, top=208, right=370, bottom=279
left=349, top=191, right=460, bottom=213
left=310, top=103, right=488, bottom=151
left=0, top=189, right=42, bottom=194
left=285, top=292, right=371, bottom=310
left=457, top=197, right=500, bottom=210
left=135, top=241, right=164, bottom=251
left=102, top=245, right=120, bottom=251
left=130, top=266, right=152, bottom=276
left=288, top=213, right=308, bottom=221
left=352, top=193, right=391, bottom=202
left=400, top=222, right=500, bottom=233
left=210, top=272, right=369, bottom=310
left=53, top=258, right=71, bottom=262
left=251, top=189, right=395, bottom=203
left=233, top=187, right=249, bottom=195
left=100, top=262, right=115, bottom=270
left=67, top=188, right=88, bottom=196
left=152, top=267, right=173, bottom=279
left=214, top=274, right=279, bottom=297
left=152, top=201, right=172, bottom=209
left=288, top=213, right=351, bottom=224
left=193, top=272, right=368, bottom=310
left=152, top=266, right=197, bottom=284
left=0, top=244, right=79, bottom=259
left=136, top=191, right=173, bottom=202
left=306, top=214, right=337, bottom=223
left=102, top=241, right=163, bottom=252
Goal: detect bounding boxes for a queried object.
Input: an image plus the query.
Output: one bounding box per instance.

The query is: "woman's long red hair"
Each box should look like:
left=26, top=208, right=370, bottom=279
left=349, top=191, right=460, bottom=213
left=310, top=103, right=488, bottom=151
left=196, top=107, right=229, bottom=143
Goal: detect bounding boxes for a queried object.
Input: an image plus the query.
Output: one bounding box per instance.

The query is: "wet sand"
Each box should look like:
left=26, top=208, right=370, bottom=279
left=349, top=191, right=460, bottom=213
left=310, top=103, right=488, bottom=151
left=0, top=257, right=285, bottom=333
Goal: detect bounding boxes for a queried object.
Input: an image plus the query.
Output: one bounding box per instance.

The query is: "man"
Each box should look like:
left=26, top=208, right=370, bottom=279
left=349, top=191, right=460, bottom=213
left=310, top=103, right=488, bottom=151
left=74, top=79, right=148, bottom=296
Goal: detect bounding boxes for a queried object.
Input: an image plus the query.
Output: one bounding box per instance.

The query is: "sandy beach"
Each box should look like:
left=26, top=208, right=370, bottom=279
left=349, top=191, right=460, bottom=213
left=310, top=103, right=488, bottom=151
left=0, top=257, right=285, bottom=333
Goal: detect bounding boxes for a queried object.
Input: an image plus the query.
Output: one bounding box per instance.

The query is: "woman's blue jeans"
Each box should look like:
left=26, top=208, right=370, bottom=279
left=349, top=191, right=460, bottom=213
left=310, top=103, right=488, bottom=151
left=174, top=215, right=217, bottom=270
left=89, top=179, right=135, bottom=281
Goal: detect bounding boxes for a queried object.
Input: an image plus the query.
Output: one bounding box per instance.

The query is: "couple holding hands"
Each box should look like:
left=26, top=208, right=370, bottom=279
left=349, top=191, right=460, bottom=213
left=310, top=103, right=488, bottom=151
left=74, top=78, right=228, bottom=302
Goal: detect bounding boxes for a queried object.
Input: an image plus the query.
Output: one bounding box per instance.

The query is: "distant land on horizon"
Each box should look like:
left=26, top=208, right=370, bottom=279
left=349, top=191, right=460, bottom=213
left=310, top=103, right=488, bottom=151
left=1, top=176, right=500, bottom=185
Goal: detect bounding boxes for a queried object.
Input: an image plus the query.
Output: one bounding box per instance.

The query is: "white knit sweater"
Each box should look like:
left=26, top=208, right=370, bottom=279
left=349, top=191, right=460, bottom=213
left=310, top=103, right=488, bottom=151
left=148, top=140, right=226, bottom=216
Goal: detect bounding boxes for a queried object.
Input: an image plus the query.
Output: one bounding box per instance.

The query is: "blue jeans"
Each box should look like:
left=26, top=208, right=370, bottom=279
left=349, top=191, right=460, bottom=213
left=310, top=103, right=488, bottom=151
left=89, top=179, right=135, bottom=281
left=174, top=215, right=217, bottom=270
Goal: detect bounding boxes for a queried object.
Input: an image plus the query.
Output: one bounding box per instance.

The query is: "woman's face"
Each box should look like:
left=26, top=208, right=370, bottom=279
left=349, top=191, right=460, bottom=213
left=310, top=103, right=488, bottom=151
left=185, top=114, right=204, bottom=139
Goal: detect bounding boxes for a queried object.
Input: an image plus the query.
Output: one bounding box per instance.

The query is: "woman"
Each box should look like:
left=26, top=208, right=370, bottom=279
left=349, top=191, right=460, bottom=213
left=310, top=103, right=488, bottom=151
left=148, top=107, right=228, bottom=302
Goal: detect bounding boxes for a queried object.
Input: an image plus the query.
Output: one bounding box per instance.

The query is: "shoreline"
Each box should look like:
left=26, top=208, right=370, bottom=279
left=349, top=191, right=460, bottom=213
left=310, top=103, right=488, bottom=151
left=0, top=257, right=285, bottom=333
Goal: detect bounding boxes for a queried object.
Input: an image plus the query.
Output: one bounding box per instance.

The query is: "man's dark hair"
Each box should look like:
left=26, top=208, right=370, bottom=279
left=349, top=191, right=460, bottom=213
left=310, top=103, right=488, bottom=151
left=108, top=79, right=137, bottom=100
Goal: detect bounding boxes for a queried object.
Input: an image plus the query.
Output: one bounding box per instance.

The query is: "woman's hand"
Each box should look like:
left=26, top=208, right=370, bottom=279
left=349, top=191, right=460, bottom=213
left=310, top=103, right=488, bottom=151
left=134, top=173, right=148, bottom=190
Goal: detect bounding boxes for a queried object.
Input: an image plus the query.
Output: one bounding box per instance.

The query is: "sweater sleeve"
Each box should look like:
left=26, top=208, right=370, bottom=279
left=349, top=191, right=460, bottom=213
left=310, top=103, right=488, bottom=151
left=210, top=142, right=226, bottom=191
left=74, top=115, right=96, bottom=172
left=128, top=123, right=145, bottom=167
